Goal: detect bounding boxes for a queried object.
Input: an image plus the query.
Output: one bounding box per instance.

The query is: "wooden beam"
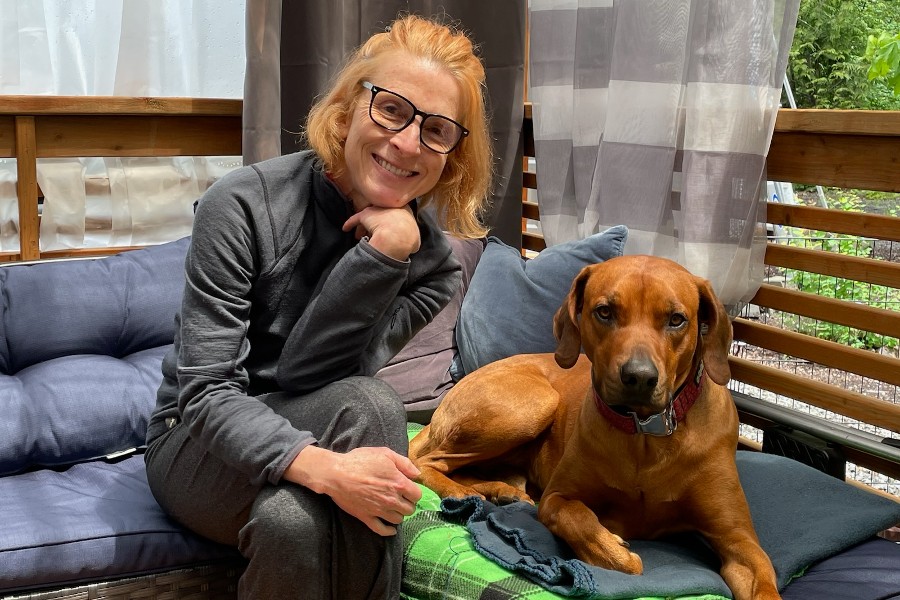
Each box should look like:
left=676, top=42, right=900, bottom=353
left=774, top=109, right=900, bottom=137
left=33, top=115, right=242, bottom=158
left=732, top=318, right=900, bottom=387
left=765, top=244, right=900, bottom=289
left=750, top=283, right=900, bottom=339
left=767, top=131, right=900, bottom=192
left=767, top=203, right=900, bottom=242
left=0, top=95, right=242, bottom=117
left=729, top=356, right=900, bottom=432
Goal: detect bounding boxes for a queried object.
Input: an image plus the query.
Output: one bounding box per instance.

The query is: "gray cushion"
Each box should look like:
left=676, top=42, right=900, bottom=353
left=454, top=226, right=628, bottom=377
left=376, top=236, right=485, bottom=414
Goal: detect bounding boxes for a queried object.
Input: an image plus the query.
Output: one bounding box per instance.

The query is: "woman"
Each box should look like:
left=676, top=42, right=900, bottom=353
left=144, top=14, right=492, bottom=599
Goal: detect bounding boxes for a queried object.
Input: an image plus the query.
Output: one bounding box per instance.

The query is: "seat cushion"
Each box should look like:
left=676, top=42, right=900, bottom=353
left=0, top=455, right=241, bottom=594
left=781, top=537, right=900, bottom=600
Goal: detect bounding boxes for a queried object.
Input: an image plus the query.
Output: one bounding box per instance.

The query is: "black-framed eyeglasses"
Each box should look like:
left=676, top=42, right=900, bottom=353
left=361, top=81, right=468, bottom=154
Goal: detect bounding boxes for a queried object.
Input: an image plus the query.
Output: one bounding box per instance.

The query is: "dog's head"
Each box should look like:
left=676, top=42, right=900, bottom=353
left=553, top=255, right=732, bottom=417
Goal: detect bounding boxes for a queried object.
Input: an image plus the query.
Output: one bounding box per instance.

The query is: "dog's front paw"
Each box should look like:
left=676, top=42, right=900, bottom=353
left=609, top=535, right=643, bottom=575
left=579, top=534, right=643, bottom=575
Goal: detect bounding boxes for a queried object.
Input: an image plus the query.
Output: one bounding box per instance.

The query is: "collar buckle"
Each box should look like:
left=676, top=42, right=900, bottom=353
left=629, top=402, right=677, bottom=436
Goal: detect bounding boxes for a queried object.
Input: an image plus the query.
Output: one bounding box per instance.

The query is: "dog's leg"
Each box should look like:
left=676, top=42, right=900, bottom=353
left=410, top=360, right=560, bottom=503
left=690, top=469, right=782, bottom=600
left=538, top=491, right=643, bottom=574
left=455, top=470, right=530, bottom=505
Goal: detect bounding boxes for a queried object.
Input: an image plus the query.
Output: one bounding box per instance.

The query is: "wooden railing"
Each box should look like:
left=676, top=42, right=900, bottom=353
left=2, top=96, right=897, bottom=492
left=524, top=103, right=900, bottom=490
left=0, top=96, right=242, bottom=262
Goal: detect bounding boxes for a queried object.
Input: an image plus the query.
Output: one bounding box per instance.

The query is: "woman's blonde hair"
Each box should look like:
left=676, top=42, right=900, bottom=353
left=305, top=14, right=492, bottom=238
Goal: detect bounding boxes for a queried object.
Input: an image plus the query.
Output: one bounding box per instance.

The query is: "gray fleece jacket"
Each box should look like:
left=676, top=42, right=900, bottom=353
left=146, top=150, right=461, bottom=486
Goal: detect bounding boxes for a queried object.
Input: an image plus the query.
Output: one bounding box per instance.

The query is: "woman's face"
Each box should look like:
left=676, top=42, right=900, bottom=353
left=334, top=56, right=462, bottom=213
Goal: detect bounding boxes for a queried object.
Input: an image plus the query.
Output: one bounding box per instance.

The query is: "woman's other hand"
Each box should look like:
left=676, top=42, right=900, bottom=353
left=285, top=444, right=423, bottom=536
left=343, top=205, right=421, bottom=261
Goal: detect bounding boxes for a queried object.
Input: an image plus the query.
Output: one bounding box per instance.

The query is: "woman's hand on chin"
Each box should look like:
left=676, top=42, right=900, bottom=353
left=343, top=205, right=421, bottom=261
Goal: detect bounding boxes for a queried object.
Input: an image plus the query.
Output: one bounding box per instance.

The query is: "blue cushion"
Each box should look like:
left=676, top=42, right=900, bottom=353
left=0, top=237, right=188, bottom=374
left=0, top=455, right=241, bottom=593
left=0, top=238, right=189, bottom=476
left=454, top=226, right=628, bottom=377
left=781, top=538, right=900, bottom=600
left=0, top=347, right=169, bottom=476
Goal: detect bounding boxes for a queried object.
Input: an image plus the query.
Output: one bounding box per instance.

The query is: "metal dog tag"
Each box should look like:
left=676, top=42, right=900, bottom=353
left=630, top=403, right=677, bottom=436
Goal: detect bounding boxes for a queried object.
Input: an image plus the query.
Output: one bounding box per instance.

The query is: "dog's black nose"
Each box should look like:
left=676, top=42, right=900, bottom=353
left=620, top=357, right=659, bottom=394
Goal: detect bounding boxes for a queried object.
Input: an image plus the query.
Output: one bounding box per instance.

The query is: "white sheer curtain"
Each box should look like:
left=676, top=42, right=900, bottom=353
left=0, top=0, right=246, bottom=252
left=528, top=0, right=800, bottom=310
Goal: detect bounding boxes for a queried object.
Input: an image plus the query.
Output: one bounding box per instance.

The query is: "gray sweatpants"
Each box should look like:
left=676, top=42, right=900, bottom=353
left=144, top=376, right=409, bottom=599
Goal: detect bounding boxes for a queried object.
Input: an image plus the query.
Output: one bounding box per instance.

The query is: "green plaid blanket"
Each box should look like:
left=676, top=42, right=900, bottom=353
left=401, top=424, right=723, bottom=600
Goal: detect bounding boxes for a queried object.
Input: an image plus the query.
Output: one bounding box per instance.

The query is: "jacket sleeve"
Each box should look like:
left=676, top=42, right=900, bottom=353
left=175, top=176, right=314, bottom=487
left=276, top=217, right=461, bottom=393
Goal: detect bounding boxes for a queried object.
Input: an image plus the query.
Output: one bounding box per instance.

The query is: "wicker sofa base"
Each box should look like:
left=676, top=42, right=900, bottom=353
left=2, top=562, right=245, bottom=600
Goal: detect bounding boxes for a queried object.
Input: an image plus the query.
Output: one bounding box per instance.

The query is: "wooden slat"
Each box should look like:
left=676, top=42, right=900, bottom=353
left=37, top=246, right=147, bottom=261
left=15, top=116, right=40, bottom=261
left=522, top=231, right=546, bottom=252
left=774, top=109, right=900, bottom=137
left=729, top=356, right=900, bottom=432
left=843, top=449, right=900, bottom=483
left=765, top=244, right=900, bottom=289
left=751, top=283, right=900, bottom=339
left=34, top=115, right=242, bottom=158
left=522, top=200, right=540, bottom=221
left=523, top=171, right=537, bottom=190
left=732, top=318, right=900, bottom=386
left=767, top=203, right=900, bottom=242
left=767, top=131, right=900, bottom=192
left=0, top=95, right=242, bottom=116
left=0, top=116, right=14, bottom=156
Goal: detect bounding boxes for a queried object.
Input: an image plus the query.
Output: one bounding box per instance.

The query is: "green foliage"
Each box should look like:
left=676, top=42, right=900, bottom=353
left=783, top=192, right=900, bottom=351
left=789, top=0, right=900, bottom=109
left=866, top=31, right=900, bottom=94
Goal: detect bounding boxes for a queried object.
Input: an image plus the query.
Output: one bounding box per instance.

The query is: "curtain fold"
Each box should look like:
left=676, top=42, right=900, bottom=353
left=528, top=0, right=800, bottom=310
left=243, top=1, right=526, bottom=245
left=0, top=0, right=245, bottom=252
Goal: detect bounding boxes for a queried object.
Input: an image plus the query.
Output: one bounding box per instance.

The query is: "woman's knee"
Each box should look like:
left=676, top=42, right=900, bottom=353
left=331, top=376, right=407, bottom=450
left=239, top=485, right=324, bottom=559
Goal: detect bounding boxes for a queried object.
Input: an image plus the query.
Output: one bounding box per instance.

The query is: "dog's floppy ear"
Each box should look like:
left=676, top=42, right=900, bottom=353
left=695, top=276, right=733, bottom=385
left=554, top=267, right=590, bottom=369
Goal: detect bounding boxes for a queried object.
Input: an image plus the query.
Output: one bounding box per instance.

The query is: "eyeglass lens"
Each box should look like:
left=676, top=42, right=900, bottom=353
left=369, top=88, right=464, bottom=153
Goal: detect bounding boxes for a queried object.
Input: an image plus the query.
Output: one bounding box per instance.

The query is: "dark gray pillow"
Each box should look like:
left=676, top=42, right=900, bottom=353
left=454, top=225, right=628, bottom=377
left=376, top=236, right=485, bottom=416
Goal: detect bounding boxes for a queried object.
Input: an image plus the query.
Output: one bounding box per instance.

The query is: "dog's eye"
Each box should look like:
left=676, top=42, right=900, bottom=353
left=593, top=305, right=613, bottom=322
left=668, top=313, right=688, bottom=328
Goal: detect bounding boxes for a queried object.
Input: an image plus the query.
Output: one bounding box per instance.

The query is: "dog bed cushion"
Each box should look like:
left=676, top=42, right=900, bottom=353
left=454, top=225, right=627, bottom=378
left=402, top=424, right=900, bottom=600
left=0, top=455, right=241, bottom=593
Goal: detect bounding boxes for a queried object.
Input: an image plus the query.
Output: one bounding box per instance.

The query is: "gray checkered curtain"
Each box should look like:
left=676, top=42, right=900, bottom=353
left=528, top=0, right=799, bottom=309
left=244, top=0, right=526, bottom=246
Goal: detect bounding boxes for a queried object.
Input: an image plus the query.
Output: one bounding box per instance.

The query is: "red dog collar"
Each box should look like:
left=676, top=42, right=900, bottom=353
left=593, top=363, right=705, bottom=436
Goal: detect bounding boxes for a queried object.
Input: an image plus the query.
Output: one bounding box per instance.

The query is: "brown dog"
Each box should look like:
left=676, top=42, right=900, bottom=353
left=409, top=255, right=781, bottom=600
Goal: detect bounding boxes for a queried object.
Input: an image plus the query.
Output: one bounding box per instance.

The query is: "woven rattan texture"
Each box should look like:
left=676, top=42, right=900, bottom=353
left=2, top=562, right=244, bottom=600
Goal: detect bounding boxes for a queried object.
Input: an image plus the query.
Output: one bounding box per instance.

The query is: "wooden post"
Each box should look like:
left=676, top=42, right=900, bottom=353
left=14, top=116, right=40, bottom=261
